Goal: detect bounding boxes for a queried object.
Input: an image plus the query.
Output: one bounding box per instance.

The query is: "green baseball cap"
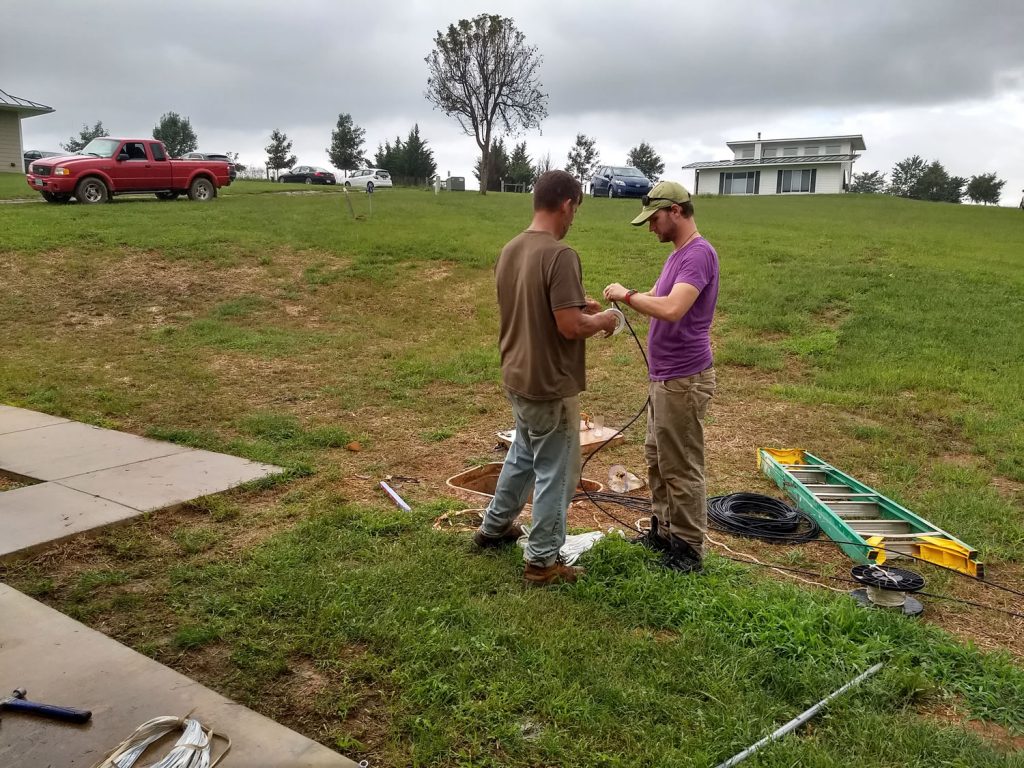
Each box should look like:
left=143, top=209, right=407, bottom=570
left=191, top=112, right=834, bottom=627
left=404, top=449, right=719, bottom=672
left=630, top=181, right=692, bottom=225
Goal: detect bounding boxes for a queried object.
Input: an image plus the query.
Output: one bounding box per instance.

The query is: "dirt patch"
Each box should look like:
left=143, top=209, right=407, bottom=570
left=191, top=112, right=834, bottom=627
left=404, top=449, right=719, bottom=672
left=920, top=696, right=1024, bottom=752
left=991, top=475, right=1023, bottom=500
left=419, top=264, right=454, bottom=282
left=258, top=652, right=397, bottom=764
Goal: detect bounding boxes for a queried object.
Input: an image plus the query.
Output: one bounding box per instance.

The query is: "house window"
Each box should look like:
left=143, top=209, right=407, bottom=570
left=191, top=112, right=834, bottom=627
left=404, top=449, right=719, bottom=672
left=783, top=147, right=798, bottom=156
left=763, top=148, right=777, bottom=158
left=739, top=148, right=754, bottom=159
left=826, top=144, right=840, bottom=154
left=804, top=146, right=820, bottom=156
left=776, top=168, right=817, bottom=193
left=719, top=171, right=760, bottom=195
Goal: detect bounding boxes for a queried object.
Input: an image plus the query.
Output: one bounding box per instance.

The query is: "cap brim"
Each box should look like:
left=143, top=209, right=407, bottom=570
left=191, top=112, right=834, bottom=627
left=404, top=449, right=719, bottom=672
left=630, top=205, right=659, bottom=226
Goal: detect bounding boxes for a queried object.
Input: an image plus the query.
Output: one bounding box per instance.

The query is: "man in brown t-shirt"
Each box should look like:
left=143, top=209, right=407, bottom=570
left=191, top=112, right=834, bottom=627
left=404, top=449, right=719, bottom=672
left=474, top=170, right=618, bottom=586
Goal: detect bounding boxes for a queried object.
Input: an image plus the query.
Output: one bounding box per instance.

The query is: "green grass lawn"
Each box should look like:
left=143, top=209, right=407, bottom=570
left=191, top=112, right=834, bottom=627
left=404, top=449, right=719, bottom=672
left=1, top=187, right=1022, bottom=766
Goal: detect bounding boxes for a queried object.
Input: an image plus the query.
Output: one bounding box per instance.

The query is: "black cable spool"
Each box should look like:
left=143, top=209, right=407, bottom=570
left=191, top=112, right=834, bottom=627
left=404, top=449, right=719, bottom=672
left=850, top=564, right=926, bottom=616
left=707, top=492, right=820, bottom=543
left=851, top=564, right=925, bottom=593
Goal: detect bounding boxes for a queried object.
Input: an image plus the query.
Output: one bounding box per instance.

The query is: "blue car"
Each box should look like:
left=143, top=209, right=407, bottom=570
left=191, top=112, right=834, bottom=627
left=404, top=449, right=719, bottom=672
left=591, top=166, right=653, bottom=198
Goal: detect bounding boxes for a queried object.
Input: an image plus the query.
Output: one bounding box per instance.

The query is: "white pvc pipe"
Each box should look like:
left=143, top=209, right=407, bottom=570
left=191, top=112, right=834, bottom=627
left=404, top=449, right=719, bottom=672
left=714, top=662, right=884, bottom=768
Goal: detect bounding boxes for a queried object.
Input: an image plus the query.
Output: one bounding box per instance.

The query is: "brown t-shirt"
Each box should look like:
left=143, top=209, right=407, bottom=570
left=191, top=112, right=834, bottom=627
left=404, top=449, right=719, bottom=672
left=495, top=230, right=587, bottom=399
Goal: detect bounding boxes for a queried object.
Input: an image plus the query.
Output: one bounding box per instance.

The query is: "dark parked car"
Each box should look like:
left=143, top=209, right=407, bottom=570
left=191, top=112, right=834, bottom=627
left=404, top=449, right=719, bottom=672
left=591, top=166, right=653, bottom=198
left=278, top=166, right=336, bottom=185
left=23, top=150, right=64, bottom=173
left=180, top=152, right=237, bottom=181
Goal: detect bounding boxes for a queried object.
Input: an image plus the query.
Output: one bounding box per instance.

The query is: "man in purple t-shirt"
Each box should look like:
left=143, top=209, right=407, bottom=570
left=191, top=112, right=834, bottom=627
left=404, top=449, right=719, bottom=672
left=604, top=181, right=719, bottom=572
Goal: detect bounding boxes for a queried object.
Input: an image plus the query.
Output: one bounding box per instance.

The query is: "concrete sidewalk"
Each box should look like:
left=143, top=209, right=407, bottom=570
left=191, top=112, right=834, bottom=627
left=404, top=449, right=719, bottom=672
left=0, top=583, right=358, bottom=767
left=0, top=405, right=283, bottom=558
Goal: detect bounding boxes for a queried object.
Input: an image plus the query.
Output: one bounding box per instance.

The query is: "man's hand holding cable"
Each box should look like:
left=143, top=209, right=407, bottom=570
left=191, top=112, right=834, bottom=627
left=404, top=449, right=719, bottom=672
left=603, top=283, right=630, bottom=303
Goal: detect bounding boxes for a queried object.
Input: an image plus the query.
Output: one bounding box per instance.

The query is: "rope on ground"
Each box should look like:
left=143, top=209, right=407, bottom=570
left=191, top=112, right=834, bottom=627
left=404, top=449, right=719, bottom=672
left=90, top=714, right=230, bottom=768
left=705, top=532, right=848, bottom=594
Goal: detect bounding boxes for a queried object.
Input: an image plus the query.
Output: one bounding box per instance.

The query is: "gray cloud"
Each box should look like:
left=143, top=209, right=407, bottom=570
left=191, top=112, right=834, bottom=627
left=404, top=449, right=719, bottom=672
left=3, top=0, right=1022, bottom=201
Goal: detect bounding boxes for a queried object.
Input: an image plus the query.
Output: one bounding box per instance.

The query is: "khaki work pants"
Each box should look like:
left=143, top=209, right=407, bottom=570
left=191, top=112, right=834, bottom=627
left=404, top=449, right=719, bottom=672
left=645, top=367, right=716, bottom=555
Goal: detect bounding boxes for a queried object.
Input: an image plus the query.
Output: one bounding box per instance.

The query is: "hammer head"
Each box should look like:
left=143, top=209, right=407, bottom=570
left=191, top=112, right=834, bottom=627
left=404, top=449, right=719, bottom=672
left=0, top=688, right=26, bottom=707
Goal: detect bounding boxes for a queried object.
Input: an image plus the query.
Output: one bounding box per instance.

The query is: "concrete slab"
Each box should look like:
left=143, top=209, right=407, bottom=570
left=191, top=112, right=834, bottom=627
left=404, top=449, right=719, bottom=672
left=0, top=483, right=141, bottom=558
left=0, top=583, right=358, bottom=767
left=0, top=404, right=69, bottom=435
left=0, top=421, right=191, bottom=482
left=57, top=450, right=282, bottom=512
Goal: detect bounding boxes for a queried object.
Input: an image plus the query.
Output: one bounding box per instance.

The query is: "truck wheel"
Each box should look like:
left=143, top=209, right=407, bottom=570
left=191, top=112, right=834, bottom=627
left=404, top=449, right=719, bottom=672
left=344, top=181, right=351, bottom=187
left=304, top=177, right=312, bottom=185
left=366, top=182, right=374, bottom=193
left=188, top=178, right=215, bottom=201
left=155, top=191, right=180, bottom=201
left=75, top=177, right=109, bottom=204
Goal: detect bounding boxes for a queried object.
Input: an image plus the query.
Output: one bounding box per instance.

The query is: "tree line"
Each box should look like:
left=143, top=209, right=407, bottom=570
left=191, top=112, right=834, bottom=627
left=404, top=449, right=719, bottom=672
left=61, top=113, right=238, bottom=165
left=851, top=157, right=1006, bottom=205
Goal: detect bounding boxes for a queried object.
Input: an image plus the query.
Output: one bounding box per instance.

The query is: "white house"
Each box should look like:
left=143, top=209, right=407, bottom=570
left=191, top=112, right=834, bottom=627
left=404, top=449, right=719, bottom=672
left=0, top=88, right=54, bottom=174
left=682, top=134, right=865, bottom=196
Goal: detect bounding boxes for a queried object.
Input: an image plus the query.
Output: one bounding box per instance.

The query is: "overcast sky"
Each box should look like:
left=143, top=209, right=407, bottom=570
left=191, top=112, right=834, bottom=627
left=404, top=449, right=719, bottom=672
left=4, top=0, right=1023, bottom=203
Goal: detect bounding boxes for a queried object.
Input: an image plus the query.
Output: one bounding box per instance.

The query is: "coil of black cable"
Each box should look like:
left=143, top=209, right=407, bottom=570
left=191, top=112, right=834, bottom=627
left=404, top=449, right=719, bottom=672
left=707, top=492, right=820, bottom=543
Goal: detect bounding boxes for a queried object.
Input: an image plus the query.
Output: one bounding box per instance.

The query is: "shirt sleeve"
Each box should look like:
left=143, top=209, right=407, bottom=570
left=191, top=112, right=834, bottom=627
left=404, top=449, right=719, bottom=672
left=548, top=247, right=587, bottom=310
left=674, top=243, right=714, bottom=292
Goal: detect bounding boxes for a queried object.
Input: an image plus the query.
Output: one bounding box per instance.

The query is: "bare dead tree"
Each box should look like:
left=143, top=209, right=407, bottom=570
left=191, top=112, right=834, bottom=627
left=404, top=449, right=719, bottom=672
left=425, top=14, right=547, bottom=195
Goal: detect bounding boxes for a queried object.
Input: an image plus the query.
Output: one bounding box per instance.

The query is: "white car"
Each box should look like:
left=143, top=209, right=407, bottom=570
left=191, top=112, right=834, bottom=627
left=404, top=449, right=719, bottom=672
left=342, top=168, right=393, bottom=192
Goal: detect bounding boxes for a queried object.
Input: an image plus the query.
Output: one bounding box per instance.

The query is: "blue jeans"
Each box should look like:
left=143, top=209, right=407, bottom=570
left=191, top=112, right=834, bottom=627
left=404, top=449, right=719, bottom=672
left=482, top=392, right=580, bottom=567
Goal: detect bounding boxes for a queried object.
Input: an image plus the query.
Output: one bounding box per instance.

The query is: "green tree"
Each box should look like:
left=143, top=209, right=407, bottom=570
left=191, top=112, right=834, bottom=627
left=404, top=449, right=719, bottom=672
left=506, top=141, right=534, bottom=189
left=326, top=113, right=366, bottom=176
left=473, top=137, right=510, bottom=191
left=425, top=14, right=548, bottom=195
left=61, top=121, right=107, bottom=153
left=265, top=129, right=297, bottom=173
left=965, top=172, right=1006, bottom=205
left=565, top=133, right=600, bottom=184
left=374, top=136, right=405, bottom=175
left=911, top=160, right=965, bottom=203
left=850, top=170, right=887, bottom=193
left=152, top=112, right=198, bottom=157
left=888, top=155, right=926, bottom=197
left=401, top=124, right=437, bottom=182
left=626, top=141, right=664, bottom=181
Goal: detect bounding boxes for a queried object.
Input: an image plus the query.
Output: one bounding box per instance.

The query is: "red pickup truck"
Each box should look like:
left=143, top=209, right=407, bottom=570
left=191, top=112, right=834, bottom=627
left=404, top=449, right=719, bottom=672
left=25, top=137, right=232, bottom=204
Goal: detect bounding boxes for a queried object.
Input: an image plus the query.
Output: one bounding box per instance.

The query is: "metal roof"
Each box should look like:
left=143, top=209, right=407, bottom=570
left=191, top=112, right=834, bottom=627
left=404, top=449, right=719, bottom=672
left=727, top=134, right=866, bottom=151
left=0, top=88, right=53, bottom=115
left=682, top=154, right=859, bottom=170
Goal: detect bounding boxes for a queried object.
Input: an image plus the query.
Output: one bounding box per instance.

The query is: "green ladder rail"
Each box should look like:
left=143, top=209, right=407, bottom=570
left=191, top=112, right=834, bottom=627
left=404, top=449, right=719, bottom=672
left=758, top=448, right=983, bottom=578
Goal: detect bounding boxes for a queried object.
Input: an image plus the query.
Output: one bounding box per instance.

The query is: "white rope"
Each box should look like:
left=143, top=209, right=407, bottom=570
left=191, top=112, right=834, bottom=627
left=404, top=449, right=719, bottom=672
left=865, top=585, right=907, bottom=607
left=705, top=533, right=848, bottom=594
left=91, top=715, right=230, bottom=768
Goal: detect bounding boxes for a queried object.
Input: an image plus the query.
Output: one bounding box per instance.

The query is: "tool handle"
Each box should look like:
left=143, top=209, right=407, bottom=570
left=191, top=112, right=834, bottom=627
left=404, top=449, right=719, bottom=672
left=4, top=697, right=92, bottom=724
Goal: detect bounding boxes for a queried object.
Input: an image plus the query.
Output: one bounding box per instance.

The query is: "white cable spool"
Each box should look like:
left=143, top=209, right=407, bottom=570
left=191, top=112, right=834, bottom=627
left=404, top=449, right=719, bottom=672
left=865, top=585, right=907, bottom=607
left=607, top=307, right=626, bottom=336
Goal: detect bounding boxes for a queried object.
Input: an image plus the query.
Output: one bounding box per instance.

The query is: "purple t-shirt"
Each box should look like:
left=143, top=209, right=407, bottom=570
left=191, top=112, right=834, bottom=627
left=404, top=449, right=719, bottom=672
left=647, top=237, right=719, bottom=381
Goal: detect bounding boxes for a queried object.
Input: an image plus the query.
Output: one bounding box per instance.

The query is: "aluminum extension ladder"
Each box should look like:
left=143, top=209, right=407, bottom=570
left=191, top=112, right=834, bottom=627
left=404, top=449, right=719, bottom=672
left=758, top=448, right=983, bottom=578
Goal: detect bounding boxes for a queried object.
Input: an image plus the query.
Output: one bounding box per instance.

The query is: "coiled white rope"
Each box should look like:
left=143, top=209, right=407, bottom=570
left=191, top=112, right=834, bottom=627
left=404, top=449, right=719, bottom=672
left=865, top=585, right=907, bottom=607
left=90, top=715, right=230, bottom=768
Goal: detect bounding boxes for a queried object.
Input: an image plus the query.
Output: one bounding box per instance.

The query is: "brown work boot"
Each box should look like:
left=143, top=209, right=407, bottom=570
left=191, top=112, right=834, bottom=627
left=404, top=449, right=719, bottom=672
left=523, top=561, right=585, bottom=586
left=473, top=522, right=524, bottom=549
